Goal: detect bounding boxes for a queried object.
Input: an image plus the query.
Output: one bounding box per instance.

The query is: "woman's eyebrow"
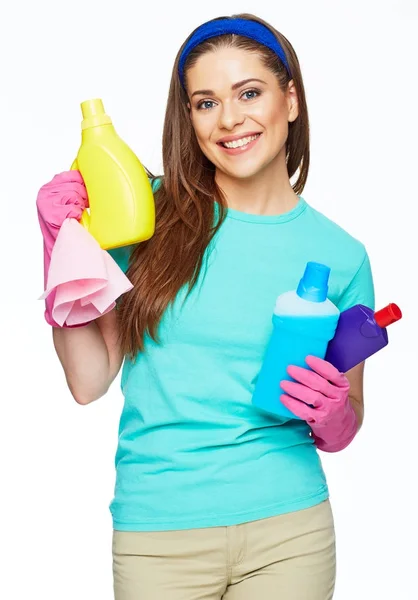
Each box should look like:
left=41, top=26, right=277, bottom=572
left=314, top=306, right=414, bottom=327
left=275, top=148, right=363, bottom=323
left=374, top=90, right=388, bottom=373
left=190, top=78, right=267, bottom=98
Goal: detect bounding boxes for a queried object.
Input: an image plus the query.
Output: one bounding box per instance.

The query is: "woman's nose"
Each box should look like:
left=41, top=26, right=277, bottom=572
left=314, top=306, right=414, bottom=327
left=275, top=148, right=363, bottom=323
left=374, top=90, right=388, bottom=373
left=217, top=101, right=245, bottom=130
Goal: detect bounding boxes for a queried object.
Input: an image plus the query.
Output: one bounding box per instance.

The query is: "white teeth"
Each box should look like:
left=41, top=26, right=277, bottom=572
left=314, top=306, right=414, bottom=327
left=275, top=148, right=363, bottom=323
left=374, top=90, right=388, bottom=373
left=223, top=134, right=260, bottom=149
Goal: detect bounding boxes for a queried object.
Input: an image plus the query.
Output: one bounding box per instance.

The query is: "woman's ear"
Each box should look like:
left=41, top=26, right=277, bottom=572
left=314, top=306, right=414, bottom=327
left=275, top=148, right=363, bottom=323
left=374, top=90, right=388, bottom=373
left=287, top=80, right=299, bottom=123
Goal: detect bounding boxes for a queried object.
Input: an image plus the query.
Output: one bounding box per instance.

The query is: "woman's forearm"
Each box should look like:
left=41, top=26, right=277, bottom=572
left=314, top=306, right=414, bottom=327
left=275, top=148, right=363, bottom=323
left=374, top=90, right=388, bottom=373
left=52, top=321, right=113, bottom=405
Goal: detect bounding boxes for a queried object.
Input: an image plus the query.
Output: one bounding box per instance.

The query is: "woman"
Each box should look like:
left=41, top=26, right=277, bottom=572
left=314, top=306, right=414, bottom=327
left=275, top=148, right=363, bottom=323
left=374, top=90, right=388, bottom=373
left=37, top=13, right=374, bottom=600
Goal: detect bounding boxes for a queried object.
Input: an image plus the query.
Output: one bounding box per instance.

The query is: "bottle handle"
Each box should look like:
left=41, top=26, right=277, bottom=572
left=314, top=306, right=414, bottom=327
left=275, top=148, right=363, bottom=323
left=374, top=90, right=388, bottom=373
left=70, top=158, right=90, bottom=231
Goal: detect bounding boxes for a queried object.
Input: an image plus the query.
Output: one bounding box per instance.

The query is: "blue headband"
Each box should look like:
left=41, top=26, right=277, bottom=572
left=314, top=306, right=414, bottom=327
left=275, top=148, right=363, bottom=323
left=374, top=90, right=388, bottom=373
left=178, top=18, right=291, bottom=88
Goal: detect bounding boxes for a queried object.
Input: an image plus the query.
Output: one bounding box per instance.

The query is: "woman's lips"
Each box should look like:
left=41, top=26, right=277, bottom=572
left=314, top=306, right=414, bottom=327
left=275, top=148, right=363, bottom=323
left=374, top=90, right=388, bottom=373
left=217, top=133, right=262, bottom=155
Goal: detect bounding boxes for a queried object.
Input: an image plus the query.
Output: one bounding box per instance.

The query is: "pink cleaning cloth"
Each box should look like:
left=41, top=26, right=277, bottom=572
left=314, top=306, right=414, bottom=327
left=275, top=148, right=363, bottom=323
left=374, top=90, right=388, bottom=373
left=39, top=218, right=133, bottom=326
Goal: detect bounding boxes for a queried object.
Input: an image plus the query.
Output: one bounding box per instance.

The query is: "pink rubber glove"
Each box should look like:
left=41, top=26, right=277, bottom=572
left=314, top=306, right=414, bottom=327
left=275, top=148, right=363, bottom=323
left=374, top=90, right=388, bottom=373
left=280, top=355, right=358, bottom=452
left=36, top=171, right=89, bottom=327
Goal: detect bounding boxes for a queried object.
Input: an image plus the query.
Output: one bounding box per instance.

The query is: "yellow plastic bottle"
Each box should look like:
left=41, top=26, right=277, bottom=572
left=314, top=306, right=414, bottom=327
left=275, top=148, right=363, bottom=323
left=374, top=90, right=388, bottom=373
left=71, top=98, right=155, bottom=250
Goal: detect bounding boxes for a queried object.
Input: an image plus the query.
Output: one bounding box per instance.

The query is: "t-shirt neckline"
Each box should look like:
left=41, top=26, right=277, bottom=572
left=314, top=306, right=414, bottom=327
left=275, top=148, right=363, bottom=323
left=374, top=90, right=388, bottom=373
left=218, top=196, right=307, bottom=224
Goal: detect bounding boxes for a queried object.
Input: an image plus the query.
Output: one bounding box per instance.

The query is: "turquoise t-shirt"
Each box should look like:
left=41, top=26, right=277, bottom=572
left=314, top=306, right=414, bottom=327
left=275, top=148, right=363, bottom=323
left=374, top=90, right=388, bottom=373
left=107, top=188, right=375, bottom=532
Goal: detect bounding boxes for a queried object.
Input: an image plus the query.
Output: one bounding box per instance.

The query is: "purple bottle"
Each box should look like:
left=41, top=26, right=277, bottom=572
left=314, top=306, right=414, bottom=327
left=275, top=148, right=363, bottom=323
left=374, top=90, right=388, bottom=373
left=325, top=303, right=402, bottom=372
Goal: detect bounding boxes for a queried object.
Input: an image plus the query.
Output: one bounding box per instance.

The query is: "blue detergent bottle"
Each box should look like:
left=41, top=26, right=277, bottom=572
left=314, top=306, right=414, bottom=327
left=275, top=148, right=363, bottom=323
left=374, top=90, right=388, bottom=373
left=252, top=262, right=340, bottom=420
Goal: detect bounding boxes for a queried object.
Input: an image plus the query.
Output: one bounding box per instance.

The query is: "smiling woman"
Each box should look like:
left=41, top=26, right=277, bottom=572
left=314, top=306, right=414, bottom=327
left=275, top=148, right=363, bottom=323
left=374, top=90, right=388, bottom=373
left=187, top=50, right=299, bottom=192
left=38, top=12, right=376, bottom=600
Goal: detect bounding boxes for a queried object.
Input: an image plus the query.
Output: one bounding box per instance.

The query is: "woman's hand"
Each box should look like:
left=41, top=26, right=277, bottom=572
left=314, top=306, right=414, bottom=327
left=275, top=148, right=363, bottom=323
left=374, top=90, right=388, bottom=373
left=36, top=170, right=89, bottom=250
left=36, top=170, right=89, bottom=327
left=280, top=355, right=358, bottom=452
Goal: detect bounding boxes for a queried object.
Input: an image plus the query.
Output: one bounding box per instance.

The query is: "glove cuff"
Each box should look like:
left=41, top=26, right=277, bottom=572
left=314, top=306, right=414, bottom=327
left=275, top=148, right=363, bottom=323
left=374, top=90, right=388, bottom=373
left=312, top=404, right=358, bottom=453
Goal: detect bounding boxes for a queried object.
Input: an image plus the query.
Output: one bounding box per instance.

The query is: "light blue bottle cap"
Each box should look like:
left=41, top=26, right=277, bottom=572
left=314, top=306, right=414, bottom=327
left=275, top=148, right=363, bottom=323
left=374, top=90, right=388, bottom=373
left=296, top=262, right=331, bottom=302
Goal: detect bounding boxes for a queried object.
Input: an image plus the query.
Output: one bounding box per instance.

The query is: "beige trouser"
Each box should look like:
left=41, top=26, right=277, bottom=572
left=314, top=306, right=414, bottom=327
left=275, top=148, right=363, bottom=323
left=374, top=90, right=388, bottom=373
left=112, top=499, right=336, bottom=600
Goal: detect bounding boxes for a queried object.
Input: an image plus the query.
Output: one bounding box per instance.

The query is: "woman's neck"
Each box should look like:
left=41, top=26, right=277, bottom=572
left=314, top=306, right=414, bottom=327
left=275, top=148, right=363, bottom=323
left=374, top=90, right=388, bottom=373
left=215, top=156, right=300, bottom=216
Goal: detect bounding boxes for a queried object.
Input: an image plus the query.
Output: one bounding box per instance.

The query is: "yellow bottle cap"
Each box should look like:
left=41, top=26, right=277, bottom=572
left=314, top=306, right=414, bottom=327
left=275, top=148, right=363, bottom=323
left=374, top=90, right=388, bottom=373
left=80, top=98, right=112, bottom=130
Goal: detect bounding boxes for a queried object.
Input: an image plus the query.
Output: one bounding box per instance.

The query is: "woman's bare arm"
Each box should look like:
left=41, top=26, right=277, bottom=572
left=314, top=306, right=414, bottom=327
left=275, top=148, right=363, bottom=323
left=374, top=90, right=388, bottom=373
left=52, top=309, right=123, bottom=405
left=345, top=361, right=365, bottom=430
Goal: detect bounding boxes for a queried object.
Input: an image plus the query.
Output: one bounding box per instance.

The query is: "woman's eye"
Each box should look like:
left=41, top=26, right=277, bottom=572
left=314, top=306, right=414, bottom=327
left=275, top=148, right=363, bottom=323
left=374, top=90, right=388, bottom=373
left=242, top=89, right=260, bottom=101
left=197, top=100, right=216, bottom=110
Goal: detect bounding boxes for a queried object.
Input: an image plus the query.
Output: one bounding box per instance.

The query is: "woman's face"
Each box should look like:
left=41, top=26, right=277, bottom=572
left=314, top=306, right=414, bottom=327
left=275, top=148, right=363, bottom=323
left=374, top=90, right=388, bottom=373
left=186, top=46, right=298, bottom=180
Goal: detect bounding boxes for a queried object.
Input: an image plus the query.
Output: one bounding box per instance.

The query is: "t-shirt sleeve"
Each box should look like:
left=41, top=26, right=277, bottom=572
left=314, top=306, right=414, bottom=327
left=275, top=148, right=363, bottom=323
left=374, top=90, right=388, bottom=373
left=106, top=176, right=162, bottom=272
left=151, top=176, right=162, bottom=193
left=337, top=250, right=375, bottom=312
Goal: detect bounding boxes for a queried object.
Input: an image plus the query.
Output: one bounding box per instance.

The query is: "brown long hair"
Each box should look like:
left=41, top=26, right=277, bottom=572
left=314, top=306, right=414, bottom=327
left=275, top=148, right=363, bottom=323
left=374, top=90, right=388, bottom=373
left=117, top=13, right=310, bottom=359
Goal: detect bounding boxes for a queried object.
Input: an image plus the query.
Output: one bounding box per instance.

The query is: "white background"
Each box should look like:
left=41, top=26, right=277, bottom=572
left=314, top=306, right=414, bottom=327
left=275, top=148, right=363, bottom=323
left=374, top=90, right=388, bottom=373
left=1, top=0, right=417, bottom=598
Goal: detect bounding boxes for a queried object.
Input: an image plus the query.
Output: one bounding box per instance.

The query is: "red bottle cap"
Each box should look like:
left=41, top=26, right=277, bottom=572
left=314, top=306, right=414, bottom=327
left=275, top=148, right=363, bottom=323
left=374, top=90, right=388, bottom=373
left=374, top=303, right=402, bottom=328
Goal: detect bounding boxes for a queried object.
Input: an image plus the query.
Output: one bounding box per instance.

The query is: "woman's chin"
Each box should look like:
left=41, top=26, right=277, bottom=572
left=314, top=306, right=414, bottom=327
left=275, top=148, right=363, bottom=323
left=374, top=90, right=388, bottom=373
left=216, top=161, right=266, bottom=180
